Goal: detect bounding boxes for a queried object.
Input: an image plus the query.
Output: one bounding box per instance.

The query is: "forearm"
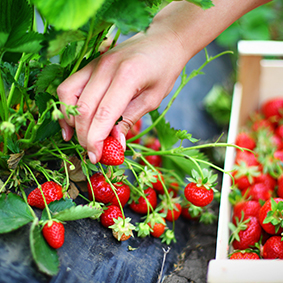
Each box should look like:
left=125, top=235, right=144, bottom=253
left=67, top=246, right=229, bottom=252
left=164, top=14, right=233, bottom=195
left=148, top=0, right=272, bottom=64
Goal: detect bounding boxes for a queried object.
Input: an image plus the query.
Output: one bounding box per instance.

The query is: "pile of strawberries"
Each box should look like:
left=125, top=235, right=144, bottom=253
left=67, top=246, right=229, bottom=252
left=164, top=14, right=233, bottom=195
left=26, top=119, right=219, bottom=249
left=229, top=97, right=283, bottom=260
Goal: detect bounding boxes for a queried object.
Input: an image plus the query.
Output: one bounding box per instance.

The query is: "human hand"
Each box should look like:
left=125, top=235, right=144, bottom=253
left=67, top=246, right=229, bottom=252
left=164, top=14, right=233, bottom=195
left=57, top=26, right=187, bottom=164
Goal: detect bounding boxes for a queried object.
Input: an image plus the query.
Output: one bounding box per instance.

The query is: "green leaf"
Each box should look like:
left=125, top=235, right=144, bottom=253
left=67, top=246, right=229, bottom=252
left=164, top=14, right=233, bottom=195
left=41, top=198, right=76, bottom=221
left=35, top=64, right=64, bottom=94
left=35, top=92, right=54, bottom=114
left=0, top=193, right=34, bottom=233
left=102, top=0, right=153, bottom=34
left=32, top=0, right=106, bottom=30
left=149, top=109, right=179, bottom=150
left=35, top=118, right=61, bottom=142
left=186, top=0, right=214, bottom=9
left=47, top=30, right=86, bottom=58
left=0, top=0, right=43, bottom=53
left=30, top=218, right=59, bottom=276
left=52, top=203, right=103, bottom=221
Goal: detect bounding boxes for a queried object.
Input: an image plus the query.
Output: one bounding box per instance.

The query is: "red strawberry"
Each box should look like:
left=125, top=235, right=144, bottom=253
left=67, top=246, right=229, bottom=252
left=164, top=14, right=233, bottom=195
left=262, top=97, right=283, bottom=120
left=181, top=203, right=202, bottom=221
left=28, top=181, right=63, bottom=209
left=151, top=171, right=165, bottom=194
left=126, top=119, right=142, bottom=144
left=230, top=251, right=260, bottom=260
left=242, top=182, right=273, bottom=202
left=230, top=216, right=262, bottom=250
left=42, top=220, right=65, bottom=249
left=148, top=218, right=166, bottom=238
left=87, top=172, right=115, bottom=204
left=140, top=137, right=162, bottom=167
left=112, top=230, right=131, bottom=241
left=254, top=172, right=277, bottom=191
left=100, top=136, right=124, bottom=166
left=235, top=150, right=260, bottom=167
left=110, top=182, right=130, bottom=207
left=129, top=187, right=157, bottom=214
left=262, top=236, right=283, bottom=259
left=232, top=200, right=261, bottom=224
left=231, top=162, right=260, bottom=191
left=276, top=174, right=283, bottom=198
left=258, top=198, right=283, bottom=235
left=167, top=182, right=179, bottom=197
left=100, top=205, right=123, bottom=228
left=251, top=118, right=274, bottom=132
left=235, top=132, right=256, bottom=151
left=274, top=149, right=283, bottom=162
left=161, top=202, right=182, bottom=222
left=184, top=182, right=214, bottom=207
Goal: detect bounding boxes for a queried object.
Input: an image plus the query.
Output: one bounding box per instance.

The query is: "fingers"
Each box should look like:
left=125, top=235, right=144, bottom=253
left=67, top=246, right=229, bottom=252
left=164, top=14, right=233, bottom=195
left=57, top=61, right=95, bottom=138
left=85, top=63, right=144, bottom=163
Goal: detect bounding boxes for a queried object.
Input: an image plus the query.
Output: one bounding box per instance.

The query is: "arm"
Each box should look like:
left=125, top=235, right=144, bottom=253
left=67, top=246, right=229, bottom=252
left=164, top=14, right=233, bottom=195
left=57, top=0, right=271, bottom=164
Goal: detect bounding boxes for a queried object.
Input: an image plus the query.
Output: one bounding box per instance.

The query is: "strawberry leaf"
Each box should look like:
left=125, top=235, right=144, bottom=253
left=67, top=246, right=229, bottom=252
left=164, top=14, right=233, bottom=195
left=0, top=193, right=34, bottom=233
left=41, top=198, right=76, bottom=221
left=51, top=203, right=103, bottom=221
left=31, top=0, right=105, bottom=30
left=30, top=218, right=59, bottom=276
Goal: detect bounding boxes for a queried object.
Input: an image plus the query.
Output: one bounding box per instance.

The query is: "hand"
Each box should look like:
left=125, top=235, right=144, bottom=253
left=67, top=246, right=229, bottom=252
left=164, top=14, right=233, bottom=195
left=57, top=26, right=187, bottom=164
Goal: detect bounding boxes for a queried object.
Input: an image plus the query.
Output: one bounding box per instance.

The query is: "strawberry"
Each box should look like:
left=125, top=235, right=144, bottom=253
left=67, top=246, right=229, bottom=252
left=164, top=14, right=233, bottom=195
left=262, top=236, right=283, bottom=259
left=167, top=182, right=179, bottom=197
left=230, top=251, right=260, bottom=260
left=251, top=118, right=274, bottom=132
left=230, top=216, right=262, bottom=250
left=274, top=149, right=283, bottom=162
left=151, top=171, right=165, bottom=194
left=110, top=217, right=135, bottom=241
left=184, top=181, right=214, bottom=207
left=87, top=172, right=115, bottom=204
left=140, top=136, right=162, bottom=167
left=235, top=132, right=256, bottom=151
left=242, top=182, right=273, bottom=202
left=159, top=197, right=182, bottom=222
left=275, top=124, right=283, bottom=139
left=232, top=200, right=261, bottom=224
left=110, top=182, right=130, bottom=207
left=258, top=198, right=283, bottom=235
left=262, top=97, right=283, bottom=120
left=42, top=220, right=65, bottom=249
left=181, top=202, right=202, bottom=221
left=126, top=119, right=142, bottom=144
left=231, top=162, right=260, bottom=191
left=100, top=205, right=123, bottom=228
left=99, top=136, right=124, bottom=166
left=235, top=150, right=260, bottom=167
left=148, top=217, right=166, bottom=238
left=129, top=187, right=157, bottom=214
left=27, top=181, right=63, bottom=209
left=276, top=174, right=283, bottom=198
left=254, top=172, right=277, bottom=191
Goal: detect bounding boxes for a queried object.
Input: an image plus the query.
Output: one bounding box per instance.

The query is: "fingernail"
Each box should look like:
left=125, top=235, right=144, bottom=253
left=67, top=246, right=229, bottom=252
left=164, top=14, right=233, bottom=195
left=119, top=133, right=126, bottom=151
left=88, top=152, right=97, bottom=164
left=62, top=128, right=66, bottom=141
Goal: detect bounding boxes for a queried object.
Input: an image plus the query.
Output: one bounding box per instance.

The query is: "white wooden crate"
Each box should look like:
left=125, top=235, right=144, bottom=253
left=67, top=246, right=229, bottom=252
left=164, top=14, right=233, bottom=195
left=207, top=40, right=283, bottom=283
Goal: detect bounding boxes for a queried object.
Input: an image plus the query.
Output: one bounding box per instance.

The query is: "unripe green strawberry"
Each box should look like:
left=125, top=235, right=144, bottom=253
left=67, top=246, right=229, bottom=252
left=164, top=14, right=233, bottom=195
left=99, top=136, right=124, bottom=166
left=27, top=181, right=63, bottom=209
left=42, top=220, right=65, bottom=249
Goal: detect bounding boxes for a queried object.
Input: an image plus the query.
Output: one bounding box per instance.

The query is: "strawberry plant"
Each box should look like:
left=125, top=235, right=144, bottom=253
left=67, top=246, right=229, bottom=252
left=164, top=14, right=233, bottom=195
left=0, top=0, right=237, bottom=277
left=229, top=97, right=283, bottom=260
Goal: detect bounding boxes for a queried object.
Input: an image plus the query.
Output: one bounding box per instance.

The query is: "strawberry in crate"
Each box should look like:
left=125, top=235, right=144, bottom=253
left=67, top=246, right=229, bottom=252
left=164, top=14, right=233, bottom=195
left=228, top=97, right=283, bottom=259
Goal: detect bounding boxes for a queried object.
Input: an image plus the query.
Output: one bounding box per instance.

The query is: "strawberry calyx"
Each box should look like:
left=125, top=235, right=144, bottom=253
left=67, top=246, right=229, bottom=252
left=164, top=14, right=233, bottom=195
left=187, top=169, right=217, bottom=192
left=109, top=217, right=135, bottom=241
left=232, top=161, right=261, bottom=184
left=228, top=211, right=250, bottom=245
left=135, top=222, right=151, bottom=238
left=263, top=198, right=283, bottom=233
left=160, top=229, right=176, bottom=245
left=199, top=209, right=217, bottom=224
left=88, top=201, right=104, bottom=220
